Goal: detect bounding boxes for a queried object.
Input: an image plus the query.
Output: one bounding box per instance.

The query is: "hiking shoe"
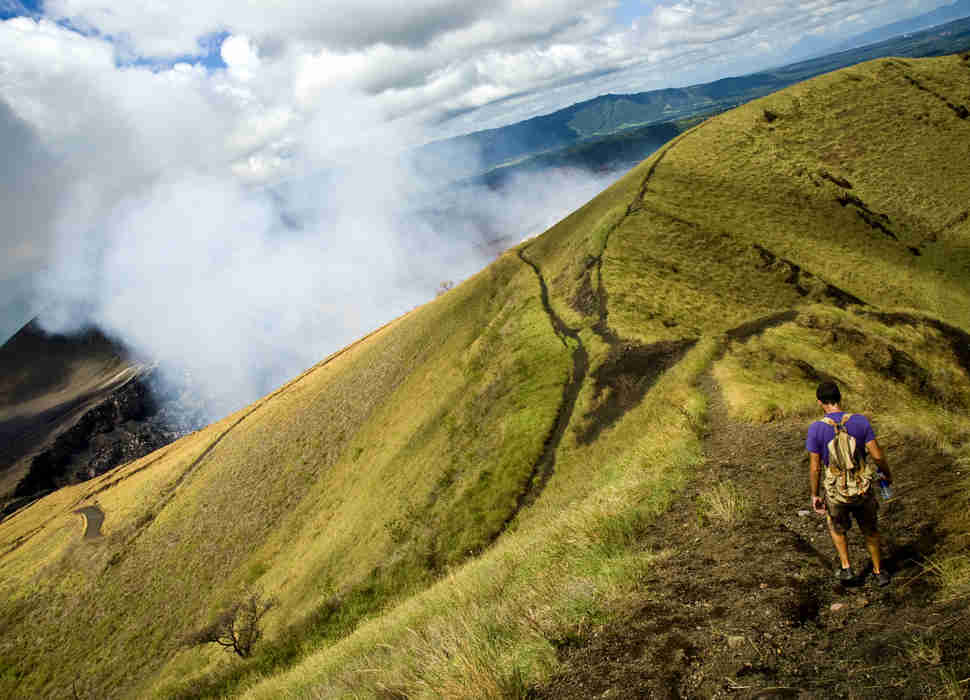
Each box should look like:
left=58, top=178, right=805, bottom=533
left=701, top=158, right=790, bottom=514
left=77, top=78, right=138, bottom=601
left=836, top=566, right=856, bottom=582
left=873, top=570, right=891, bottom=587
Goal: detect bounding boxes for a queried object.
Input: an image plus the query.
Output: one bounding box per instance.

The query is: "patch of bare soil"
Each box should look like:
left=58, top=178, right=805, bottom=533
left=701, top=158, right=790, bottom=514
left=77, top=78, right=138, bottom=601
left=535, top=376, right=969, bottom=699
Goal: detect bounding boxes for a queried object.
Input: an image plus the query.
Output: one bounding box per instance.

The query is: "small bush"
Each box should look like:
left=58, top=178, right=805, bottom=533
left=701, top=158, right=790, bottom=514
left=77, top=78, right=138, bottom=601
left=924, top=555, right=970, bottom=602
left=186, top=591, right=277, bottom=658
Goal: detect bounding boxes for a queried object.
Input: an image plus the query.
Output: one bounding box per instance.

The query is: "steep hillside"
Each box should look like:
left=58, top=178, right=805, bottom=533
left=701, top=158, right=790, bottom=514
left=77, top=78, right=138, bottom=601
left=1, top=54, right=969, bottom=700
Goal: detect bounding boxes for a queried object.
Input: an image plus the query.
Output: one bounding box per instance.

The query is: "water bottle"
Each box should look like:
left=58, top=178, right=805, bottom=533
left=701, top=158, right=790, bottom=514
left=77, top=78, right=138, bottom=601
left=877, top=471, right=893, bottom=500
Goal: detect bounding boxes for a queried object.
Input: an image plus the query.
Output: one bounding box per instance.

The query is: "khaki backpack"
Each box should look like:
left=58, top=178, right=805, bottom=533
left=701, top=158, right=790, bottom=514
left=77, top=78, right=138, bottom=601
left=821, top=414, right=876, bottom=504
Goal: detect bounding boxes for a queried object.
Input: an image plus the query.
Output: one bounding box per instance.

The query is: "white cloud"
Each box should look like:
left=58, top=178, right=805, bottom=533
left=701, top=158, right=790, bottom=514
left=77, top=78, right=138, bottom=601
left=0, top=0, right=956, bottom=405
left=221, top=34, right=261, bottom=80
left=13, top=2, right=951, bottom=134
left=0, top=11, right=626, bottom=415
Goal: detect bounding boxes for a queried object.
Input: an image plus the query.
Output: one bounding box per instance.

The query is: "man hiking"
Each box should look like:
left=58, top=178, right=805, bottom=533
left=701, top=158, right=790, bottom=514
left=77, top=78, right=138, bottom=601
left=806, top=381, right=893, bottom=586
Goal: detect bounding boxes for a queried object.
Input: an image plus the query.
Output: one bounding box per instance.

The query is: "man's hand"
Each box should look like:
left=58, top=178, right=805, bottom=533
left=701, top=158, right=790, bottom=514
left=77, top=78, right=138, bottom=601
left=867, top=438, right=891, bottom=484
left=812, top=495, right=826, bottom=514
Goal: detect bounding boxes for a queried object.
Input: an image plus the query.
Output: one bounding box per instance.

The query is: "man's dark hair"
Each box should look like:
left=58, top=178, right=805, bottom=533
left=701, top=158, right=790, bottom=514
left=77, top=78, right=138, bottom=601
left=816, top=381, right=841, bottom=405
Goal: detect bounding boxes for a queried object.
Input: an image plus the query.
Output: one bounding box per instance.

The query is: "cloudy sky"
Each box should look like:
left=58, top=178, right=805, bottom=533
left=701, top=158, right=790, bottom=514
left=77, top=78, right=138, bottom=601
left=0, top=0, right=958, bottom=415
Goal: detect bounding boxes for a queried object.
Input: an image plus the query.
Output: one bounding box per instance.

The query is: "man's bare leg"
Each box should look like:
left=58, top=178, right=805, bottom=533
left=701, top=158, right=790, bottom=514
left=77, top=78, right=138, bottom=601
left=865, top=532, right=882, bottom=574
left=827, top=517, right=851, bottom=569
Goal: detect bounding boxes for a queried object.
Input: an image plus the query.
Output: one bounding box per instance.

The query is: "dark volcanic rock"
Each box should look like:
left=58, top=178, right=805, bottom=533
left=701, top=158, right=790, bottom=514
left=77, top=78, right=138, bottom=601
left=0, top=321, right=203, bottom=520
left=12, top=376, right=163, bottom=499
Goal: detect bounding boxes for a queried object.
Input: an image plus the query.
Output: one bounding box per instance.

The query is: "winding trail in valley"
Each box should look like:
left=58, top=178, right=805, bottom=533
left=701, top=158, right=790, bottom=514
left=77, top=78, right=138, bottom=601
left=590, top=122, right=709, bottom=345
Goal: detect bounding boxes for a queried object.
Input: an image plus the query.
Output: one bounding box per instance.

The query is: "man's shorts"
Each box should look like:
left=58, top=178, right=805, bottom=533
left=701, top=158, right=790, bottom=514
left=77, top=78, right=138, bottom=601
left=826, top=491, right=879, bottom=535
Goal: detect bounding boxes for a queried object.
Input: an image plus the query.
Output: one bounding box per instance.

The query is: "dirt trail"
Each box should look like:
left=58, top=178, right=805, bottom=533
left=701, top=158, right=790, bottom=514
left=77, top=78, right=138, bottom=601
left=512, top=247, right=589, bottom=520
left=537, top=375, right=969, bottom=699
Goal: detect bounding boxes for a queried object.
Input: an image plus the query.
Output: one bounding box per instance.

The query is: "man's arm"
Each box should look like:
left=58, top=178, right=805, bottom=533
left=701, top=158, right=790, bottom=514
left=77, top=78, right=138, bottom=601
left=867, top=438, right=891, bottom=483
left=809, top=452, right=825, bottom=513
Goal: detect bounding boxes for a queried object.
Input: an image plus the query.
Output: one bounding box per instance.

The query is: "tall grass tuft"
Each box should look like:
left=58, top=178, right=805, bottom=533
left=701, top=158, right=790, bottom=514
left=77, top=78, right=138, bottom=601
left=699, top=481, right=751, bottom=525
left=924, top=555, right=970, bottom=602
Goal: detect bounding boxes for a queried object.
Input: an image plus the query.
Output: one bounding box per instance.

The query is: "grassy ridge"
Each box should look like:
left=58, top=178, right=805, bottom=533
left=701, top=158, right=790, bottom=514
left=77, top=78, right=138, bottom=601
left=1, top=54, right=969, bottom=699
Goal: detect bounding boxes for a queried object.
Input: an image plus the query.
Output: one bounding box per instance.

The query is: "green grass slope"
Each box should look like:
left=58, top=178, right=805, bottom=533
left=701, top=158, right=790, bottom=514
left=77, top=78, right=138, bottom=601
left=1, top=54, right=969, bottom=699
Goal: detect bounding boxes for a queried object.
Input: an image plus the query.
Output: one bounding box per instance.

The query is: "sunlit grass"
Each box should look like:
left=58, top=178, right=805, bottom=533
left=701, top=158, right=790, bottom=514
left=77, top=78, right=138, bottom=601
left=237, top=340, right=716, bottom=699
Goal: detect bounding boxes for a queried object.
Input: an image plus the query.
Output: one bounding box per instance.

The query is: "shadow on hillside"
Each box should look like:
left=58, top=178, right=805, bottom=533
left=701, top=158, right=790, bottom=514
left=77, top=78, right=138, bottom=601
left=576, top=339, right=696, bottom=445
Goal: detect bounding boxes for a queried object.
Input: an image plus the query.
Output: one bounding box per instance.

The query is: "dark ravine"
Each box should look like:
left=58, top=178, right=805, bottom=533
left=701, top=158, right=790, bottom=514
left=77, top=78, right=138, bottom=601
left=723, top=310, right=800, bottom=343
left=0, top=320, right=211, bottom=521
left=11, top=376, right=161, bottom=498
left=0, top=373, right=190, bottom=522
left=576, top=339, right=697, bottom=446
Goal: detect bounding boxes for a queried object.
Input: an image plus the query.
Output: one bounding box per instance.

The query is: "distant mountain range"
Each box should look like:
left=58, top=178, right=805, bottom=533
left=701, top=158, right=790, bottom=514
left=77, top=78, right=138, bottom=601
left=785, top=0, right=970, bottom=62
left=833, top=0, right=970, bottom=54
left=417, top=13, right=970, bottom=184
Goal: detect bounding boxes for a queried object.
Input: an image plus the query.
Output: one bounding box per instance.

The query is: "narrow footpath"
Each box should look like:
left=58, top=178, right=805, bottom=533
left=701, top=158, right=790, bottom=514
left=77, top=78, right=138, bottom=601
left=537, top=375, right=969, bottom=699
left=508, top=247, right=589, bottom=521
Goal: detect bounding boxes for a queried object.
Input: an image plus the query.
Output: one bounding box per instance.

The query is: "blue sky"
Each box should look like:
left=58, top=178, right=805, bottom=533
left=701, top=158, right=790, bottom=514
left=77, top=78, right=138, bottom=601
left=614, top=0, right=657, bottom=25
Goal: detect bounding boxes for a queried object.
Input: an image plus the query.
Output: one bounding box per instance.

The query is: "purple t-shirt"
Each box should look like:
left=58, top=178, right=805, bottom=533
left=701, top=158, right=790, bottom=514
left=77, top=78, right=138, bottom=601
left=806, top=412, right=876, bottom=466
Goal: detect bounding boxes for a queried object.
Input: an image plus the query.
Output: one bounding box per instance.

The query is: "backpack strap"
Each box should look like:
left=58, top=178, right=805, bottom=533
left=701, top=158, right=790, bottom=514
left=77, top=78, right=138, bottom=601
left=821, top=417, right=838, bottom=428
left=840, top=413, right=853, bottom=427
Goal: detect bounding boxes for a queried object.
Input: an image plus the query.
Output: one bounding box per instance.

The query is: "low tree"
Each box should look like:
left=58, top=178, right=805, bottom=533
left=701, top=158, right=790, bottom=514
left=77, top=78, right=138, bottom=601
left=187, top=590, right=277, bottom=658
